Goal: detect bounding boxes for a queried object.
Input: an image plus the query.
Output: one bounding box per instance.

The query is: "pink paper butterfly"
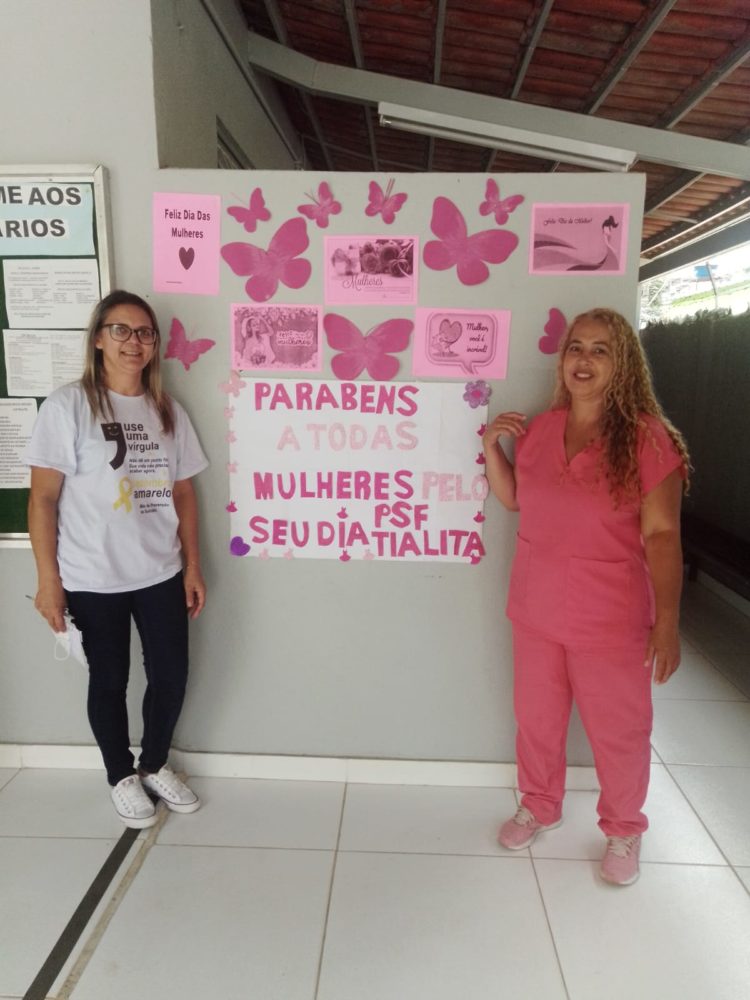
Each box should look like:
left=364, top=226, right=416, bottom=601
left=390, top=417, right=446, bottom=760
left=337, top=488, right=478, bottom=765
left=479, top=179, right=524, bottom=225
left=538, top=307, right=567, bottom=355
left=227, top=187, right=271, bottom=233
left=221, top=217, right=311, bottom=302
left=423, top=197, right=519, bottom=285
left=218, top=371, right=246, bottom=397
left=297, top=181, right=341, bottom=229
left=164, top=317, right=215, bottom=371
left=365, top=179, right=407, bottom=224
left=324, top=313, right=413, bottom=381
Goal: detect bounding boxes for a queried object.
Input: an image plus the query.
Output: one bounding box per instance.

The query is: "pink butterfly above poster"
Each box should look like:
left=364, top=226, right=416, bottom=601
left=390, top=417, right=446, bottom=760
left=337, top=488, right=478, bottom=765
left=221, top=217, right=311, bottom=302
left=227, top=187, right=271, bottom=233
left=538, top=308, right=568, bottom=354
left=365, top=179, right=408, bottom=224
left=413, top=308, right=511, bottom=379
left=164, top=317, right=216, bottom=371
left=324, top=313, right=413, bottom=381
left=423, top=197, right=518, bottom=285
left=479, top=180, right=524, bottom=225
left=297, top=181, right=342, bottom=229
left=530, top=203, right=629, bottom=274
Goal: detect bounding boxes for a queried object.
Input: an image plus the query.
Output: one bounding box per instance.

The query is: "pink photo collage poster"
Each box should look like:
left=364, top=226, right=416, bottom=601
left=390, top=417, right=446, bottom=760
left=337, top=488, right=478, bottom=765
left=153, top=193, right=221, bottom=295
left=324, top=235, right=418, bottom=306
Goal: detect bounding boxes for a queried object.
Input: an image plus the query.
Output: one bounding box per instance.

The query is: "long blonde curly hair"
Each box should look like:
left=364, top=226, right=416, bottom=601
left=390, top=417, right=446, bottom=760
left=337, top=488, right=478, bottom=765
left=552, top=308, right=690, bottom=503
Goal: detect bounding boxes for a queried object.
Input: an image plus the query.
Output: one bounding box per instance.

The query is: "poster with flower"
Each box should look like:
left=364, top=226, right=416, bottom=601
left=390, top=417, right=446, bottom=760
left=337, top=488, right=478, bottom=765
left=324, top=236, right=417, bottom=305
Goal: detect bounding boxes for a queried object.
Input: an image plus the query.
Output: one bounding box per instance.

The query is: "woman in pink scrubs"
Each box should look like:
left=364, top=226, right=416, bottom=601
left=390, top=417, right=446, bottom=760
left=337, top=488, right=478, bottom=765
left=483, top=308, right=689, bottom=885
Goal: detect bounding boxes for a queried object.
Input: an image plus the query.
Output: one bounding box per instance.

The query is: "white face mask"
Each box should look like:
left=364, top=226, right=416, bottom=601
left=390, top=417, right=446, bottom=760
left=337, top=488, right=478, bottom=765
left=54, top=614, right=87, bottom=666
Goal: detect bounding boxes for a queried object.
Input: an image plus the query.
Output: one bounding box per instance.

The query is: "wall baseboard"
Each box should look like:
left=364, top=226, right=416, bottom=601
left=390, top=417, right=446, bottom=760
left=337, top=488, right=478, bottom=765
left=0, top=744, right=600, bottom=790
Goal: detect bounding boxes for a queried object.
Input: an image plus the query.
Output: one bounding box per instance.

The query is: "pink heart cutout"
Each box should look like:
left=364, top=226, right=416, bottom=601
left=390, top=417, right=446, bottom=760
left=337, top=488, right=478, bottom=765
left=179, top=246, right=195, bottom=270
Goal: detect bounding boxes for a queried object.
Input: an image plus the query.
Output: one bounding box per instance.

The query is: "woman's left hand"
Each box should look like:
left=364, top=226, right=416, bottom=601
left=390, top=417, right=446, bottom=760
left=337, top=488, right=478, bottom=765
left=646, top=620, right=680, bottom=684
left=183, top=565, right=206, bottom=619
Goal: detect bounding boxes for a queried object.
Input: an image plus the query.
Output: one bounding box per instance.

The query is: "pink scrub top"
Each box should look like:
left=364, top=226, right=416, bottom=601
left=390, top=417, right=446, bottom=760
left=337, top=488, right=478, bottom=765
left=506, top=408, right=684, bottom=647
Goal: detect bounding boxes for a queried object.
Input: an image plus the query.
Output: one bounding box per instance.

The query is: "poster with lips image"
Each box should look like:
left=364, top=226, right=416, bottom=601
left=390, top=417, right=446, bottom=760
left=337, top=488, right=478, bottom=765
left=152, top=192, right=221, bottom=294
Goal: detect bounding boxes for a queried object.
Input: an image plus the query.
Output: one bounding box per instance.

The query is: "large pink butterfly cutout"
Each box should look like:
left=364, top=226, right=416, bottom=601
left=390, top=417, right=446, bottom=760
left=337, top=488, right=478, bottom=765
left=221, top=217, right=311, bottom=302
left=365, top=179, right=407, bottom=224
left=227, top=187, right=271, bottom=233
left=297, top=181, right=342, bottom=229
left=324, top=313, right=413, bottom=381
left=164, top=317, right=215, bottom=371
left=538, top=307, right=568, bottom=355
left=479, top=179, right=524, bottom=225
left=218, top=371, right=247, bottom=397
left=423, top=197, right=519, bottom=285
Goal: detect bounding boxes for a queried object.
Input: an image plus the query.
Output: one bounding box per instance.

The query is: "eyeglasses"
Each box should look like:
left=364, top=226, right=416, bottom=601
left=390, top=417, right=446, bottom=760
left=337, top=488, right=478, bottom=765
left=100, top=323, right=158, bottom=345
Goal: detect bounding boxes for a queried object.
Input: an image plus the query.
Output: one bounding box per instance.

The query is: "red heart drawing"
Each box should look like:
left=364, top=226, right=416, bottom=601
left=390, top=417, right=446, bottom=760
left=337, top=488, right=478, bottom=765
left=179, top=246, right=195, bottom=270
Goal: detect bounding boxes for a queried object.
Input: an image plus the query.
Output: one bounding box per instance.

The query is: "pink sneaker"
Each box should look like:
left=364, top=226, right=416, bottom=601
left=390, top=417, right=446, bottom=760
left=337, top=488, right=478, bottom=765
left=600, top=835, right=641, bottom=885
left=498, top=805, right=561, bottom=850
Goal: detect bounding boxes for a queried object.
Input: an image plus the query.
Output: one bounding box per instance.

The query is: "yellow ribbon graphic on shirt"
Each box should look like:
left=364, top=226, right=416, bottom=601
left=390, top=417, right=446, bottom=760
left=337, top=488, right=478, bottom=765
left=113, top=477, right=133, bottom=513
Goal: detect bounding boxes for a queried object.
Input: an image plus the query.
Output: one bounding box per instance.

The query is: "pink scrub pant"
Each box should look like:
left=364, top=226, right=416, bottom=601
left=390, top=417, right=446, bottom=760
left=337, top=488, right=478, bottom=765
left=512, top=623, right=653, bottom=837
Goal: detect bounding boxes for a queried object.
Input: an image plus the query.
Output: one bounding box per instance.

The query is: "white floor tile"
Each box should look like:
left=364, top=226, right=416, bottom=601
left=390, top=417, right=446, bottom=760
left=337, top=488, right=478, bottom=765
left=736, top=867, right=750, bottom=892
left=651, top=700, right=750, bottom=765
left=0, top=768, right=135, bottom=839
left=155, top=777, right=344, bottom=849
left=652, top=647, right=747, bottom=701
left=0, top=836, right=117, bottom=998
left=339, top=783, right=517, bottom=856
left=669, top=765, right=750, bottom=866
left=536, top=859, right=750, bottom=1000
left=529, top=765, right=725, bottom=865
left=317, top=852, right=566, bottom=1000
left=0, top=768, right=18, bottom=792
left=71, top=844, right=333, bottom=1000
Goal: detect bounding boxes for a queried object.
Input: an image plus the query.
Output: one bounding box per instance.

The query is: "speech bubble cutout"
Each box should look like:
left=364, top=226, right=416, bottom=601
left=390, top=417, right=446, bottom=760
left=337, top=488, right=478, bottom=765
left=425, top=311, right=498, bottom=376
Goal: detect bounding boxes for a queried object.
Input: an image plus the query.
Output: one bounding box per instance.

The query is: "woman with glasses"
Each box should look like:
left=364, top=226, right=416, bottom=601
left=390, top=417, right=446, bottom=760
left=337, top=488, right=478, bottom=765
left=26, top=290, right=208, bottom=828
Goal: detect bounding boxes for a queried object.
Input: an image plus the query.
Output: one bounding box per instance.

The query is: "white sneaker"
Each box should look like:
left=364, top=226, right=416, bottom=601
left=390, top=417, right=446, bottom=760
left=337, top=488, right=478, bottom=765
left=140, top=766, right=200, bottom=814
left=111, top=775, right=157, bottom=828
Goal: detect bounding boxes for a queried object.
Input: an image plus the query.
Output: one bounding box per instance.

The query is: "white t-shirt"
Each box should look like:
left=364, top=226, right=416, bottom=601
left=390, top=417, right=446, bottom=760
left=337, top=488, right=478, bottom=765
left=25, top=383, right=208, bottom=593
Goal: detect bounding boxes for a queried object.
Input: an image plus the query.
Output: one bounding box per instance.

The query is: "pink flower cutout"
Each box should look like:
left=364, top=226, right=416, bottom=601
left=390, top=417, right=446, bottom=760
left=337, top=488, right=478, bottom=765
left=423, top=197, right=518, bottom=285
left=463, top=380, right=491, bottom=408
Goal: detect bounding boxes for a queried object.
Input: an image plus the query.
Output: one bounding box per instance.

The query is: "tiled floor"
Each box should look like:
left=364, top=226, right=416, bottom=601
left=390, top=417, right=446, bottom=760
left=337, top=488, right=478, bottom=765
left=1, top=579, right=749, bottom=1000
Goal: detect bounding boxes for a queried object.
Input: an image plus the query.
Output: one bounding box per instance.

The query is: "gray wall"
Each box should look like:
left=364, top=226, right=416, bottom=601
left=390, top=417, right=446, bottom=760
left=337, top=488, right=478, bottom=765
left=1, top=0, right=644, bottom=766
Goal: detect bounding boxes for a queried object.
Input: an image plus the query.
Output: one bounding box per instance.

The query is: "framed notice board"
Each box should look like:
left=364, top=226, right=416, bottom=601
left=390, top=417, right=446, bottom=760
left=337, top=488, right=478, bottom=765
left=0, top=165, right=112, bottom=544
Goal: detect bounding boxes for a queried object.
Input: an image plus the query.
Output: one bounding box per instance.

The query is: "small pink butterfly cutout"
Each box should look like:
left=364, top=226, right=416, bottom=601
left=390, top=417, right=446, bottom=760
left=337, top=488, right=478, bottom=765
left=221, top=217, right=311, bottom=302
left=477, top=424, right=487, bottom=437
left=476, top=453, right=486, bottom=465
left=283, top=549, right=294, bottom=560
left=470, top=554, right=482, bottom=566
left=164, top=317, right=215, bottom=372
left=339, top=551, right=351, bottom=563
left=474, top=511, right=486, bottom=523
left=227, top=462, right=238, bottom=474
left=219, top=371, right=246, bottom=397
left=297, top=181, right=341, bottom=229
left=365, top=179, right=407, bottom=224
left=226, top=501, right=237, bottom=513
left=259, top=549, right=270, bottom=560
left=324, top=313, right=413, bottom=381
left=423, top=197, right=518, bottom=285
left=226, top=431, right=236, bottom=444
left=479, top=179, right=524, bottom=225
left=224, top=406, right=235, bottom=419
left=363, top=550, right=374, bottom=561
left=227, top=187, right=271, bottom=233
left=538, top=307, right=568, bottom=355
left=337, top=507, right=348, bottom=519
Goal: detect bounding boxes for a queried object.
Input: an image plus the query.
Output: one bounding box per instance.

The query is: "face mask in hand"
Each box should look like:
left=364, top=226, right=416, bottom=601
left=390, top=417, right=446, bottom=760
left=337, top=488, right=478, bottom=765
left=54, top=615, right=87, bottom=666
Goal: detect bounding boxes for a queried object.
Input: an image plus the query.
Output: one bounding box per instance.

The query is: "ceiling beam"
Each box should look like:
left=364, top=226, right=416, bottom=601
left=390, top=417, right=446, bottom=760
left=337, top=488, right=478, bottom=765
left=639, top=216, right=750, bottom=281
left=656, top=34, right=750, bottom=128
left=427, top=0, right=448, bottom=172
left=343, top=0, right=379, bottom=171
left=246, top=32, right=750, bottom=180
left=510, top=0, right=555, bottom=100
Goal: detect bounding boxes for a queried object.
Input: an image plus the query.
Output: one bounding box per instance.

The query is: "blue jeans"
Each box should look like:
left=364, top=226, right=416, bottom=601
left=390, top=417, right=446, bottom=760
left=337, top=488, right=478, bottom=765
left=66, top=572, right=189, bottom=785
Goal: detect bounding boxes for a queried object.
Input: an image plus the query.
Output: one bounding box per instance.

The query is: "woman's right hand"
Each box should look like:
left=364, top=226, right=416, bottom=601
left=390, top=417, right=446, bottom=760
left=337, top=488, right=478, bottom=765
left=483, top=412, right=527, bottom=450
left=35, top=577, right=67, bottom=634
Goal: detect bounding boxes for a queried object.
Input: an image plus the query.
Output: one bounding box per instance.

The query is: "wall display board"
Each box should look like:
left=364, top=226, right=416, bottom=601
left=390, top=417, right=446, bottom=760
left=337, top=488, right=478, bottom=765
left=150, top=170, right=644, bottom=571
left=0, top=166, right=112, bottom=543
